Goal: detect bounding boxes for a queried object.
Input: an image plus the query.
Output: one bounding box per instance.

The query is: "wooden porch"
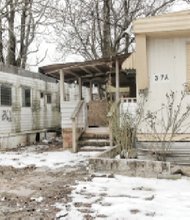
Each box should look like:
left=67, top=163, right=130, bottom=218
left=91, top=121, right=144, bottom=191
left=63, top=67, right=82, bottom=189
left=39, top=54, right=136, bottom=152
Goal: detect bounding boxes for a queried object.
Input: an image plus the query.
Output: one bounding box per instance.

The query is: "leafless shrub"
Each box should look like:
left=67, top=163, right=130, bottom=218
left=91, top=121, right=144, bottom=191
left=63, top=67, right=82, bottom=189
left=110, top=94, right=145, bottom=158
left=144, top=91, right=190, bottom=161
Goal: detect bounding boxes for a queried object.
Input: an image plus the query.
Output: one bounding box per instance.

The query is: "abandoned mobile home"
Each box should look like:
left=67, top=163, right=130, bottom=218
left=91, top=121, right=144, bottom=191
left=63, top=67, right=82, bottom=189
left=134, top=10, right=190, bottom=135
left=40, top=54, right=136, bottom=152
left=39, top=10, right=190, bottom=164
left=132, top=10, right=190, bottom=164
left=0, top=65, right=60, bottom=149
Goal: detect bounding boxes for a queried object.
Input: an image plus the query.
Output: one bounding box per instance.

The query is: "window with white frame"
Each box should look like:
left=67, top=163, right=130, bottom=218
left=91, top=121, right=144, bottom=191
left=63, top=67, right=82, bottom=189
left=47, top=94, right=52, bottom=104
left=22, top=87, right=31, bottom=107
left=0, top=85, right=12, bottom=106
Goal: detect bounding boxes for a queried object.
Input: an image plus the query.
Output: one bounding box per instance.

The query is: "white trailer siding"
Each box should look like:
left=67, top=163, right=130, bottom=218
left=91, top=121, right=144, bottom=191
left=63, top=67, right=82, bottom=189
left=0, top=65, right=60, bottom=148
left=140, top=37, right=190, bottom=133
left=61, top=101, right=77, bottom=128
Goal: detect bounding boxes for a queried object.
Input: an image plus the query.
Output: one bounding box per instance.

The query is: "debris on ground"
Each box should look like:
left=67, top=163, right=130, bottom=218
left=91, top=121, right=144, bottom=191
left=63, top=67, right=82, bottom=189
left=0, top=141, right=190, bottom=219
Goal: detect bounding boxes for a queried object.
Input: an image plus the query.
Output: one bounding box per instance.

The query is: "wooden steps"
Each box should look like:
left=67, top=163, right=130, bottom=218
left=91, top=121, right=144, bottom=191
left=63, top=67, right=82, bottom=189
left=78, top=127, right=110, bottom=152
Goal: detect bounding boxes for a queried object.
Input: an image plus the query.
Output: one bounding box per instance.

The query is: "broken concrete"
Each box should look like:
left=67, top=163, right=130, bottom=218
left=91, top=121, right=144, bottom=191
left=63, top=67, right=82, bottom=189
left=89, top=145, right=171, bottom=178
left=89, top=157, right=170, bottom=178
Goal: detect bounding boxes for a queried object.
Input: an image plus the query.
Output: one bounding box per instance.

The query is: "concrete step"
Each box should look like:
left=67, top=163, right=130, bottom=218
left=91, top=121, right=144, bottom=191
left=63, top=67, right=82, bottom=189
left=78, top=127, right=110, bottom=152
left=78, top=139, right=110, bottom=147
left=79, top=146, right=110, bottom=152
left=82, top=127, right=109, bottom=139
left=81, top=133, right=109, bottom=139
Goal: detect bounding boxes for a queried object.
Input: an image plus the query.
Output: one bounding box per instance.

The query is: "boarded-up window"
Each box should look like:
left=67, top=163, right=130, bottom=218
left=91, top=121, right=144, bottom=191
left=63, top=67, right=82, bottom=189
left=0, top=85, right=12, bottom=106
left=47, top=94, right=51, bottom=104
left=22, top=88, right=31, bottom=107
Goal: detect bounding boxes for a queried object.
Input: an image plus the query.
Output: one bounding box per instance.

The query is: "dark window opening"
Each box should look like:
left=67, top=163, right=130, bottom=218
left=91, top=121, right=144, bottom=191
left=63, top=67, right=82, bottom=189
left=36, top=132, right=40, bottom=142
left=40, top=92, right=44, bottom=98
left=47, top=94, right=52, bottom=104
left=0, top=86, right=12, bottom=106
left=23, top=88, right=31, bottom=107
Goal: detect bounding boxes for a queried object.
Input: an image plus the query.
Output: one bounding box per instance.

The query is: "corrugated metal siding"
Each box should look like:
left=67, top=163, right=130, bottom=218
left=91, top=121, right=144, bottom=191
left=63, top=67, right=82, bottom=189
left=76, top=102, right=86, bottom=128
left=0, top=107, right=12, bottom=133
left=20, top=108, right=33, bottom=131
left=0, top=70, right=60, bottom=134
left=61, top=101, right=77, bottom=128
left=137, top=142, right=190, bottom=165
left=61, top=101, right=87, bottom=129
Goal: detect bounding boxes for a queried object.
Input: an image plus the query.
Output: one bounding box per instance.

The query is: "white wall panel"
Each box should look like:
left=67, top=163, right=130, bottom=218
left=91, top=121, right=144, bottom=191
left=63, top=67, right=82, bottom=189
left=0, top=69, right=60, bottom=135
left=140, top=37, right=190, bottom=133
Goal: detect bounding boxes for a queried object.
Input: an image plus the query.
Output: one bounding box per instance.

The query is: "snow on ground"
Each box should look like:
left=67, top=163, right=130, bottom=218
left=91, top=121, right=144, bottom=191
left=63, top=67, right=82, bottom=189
left=1, top=146, right=190, bottom=220
left=0, top=149, right=98, bottom=169
left=56, top=175, right=190, bottom=220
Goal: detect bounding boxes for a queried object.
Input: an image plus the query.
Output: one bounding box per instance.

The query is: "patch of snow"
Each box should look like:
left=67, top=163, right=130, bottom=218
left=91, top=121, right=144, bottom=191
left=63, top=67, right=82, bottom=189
left=54, top=203, right=83, bottom=220
left=42, top=139, right=49, bottom=144
left=83, top=139, right=109, bottom=142
left=80, top=146, right=109, bottom=151
left=56, top=175, right=190, bottom=220
left=55, top=203, right=68, bottom=219
left=30, top=196, right=43, bottom=203
left=0, top=150, right=98, bottom=169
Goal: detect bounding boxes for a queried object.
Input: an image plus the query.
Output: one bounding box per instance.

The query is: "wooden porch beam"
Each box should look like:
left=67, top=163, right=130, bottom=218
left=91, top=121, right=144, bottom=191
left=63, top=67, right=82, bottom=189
left=115, top=59, right=120, bottom=102
left=78, top=77, right=82, bottom=100
left=65, top=70, right=79, bottom=78
left=59, top=69, right=65, bottom=102
left=91, top=66, right=104, bottom=74
left=89, top=80, right=93, bottom=101
left=81, top=71, right=110, bottom=79
left=79, top=66, right=93, bottom=75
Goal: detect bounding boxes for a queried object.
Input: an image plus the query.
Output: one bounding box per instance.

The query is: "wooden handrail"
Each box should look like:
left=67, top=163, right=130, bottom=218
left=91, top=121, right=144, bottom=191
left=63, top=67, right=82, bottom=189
left=71, top=100, right=84, bottom=120
left=71, top=100, right=86, bottom=153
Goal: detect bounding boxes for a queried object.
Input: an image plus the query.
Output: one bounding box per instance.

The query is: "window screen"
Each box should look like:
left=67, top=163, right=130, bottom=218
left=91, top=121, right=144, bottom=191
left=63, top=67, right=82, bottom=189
left=47, top=94, right=51, bottom=104
left=0, top=85, right=12, bottom=106
left=23, top=88, right=31, bottom=107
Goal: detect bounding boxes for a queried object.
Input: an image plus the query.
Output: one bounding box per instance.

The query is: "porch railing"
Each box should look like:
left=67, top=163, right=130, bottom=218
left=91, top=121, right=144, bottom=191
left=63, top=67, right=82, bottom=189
left=107, top=99, right=121, bottom=147
left=120, top=97, right=137, bottom=103
left=71, top=100, right=87, bottom=152
left=107, top=98, right=137, bottom=147
left=120, top=97, right=137, bottom=117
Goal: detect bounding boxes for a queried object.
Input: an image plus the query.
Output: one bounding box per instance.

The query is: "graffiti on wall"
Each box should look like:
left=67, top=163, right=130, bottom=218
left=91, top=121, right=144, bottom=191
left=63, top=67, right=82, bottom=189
left=1, top=110, right=12, bottom=122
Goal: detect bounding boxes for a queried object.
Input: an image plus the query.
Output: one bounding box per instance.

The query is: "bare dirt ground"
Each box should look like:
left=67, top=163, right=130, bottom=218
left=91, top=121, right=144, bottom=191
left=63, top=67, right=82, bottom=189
left=0, top=143, right=89, bottom=220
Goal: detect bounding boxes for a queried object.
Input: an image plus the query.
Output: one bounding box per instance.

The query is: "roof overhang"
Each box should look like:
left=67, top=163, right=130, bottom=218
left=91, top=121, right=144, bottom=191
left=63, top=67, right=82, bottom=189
left=133, top=10, right=190, bottom=37
left=39, top=54, right=130, bottom=84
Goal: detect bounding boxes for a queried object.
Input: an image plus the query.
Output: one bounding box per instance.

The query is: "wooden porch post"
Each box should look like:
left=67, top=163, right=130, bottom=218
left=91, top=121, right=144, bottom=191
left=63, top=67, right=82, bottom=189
left=59, top=69, right=65, bottom=102
left=98, top=83, right=101, bottom=100
left=78, top=77, right=82, bottom=100
left=89, top=80, right=93, bottom=101
left=115, top=59, right=120, bottom=102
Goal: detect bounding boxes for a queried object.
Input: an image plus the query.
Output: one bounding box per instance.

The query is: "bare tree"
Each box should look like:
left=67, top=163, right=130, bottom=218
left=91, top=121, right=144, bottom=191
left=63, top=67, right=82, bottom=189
left=0, top=0, right=51, bottom=68
left=0, top=16, right=4, bottom=63
left=52, top=0, right=178, bottom=60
